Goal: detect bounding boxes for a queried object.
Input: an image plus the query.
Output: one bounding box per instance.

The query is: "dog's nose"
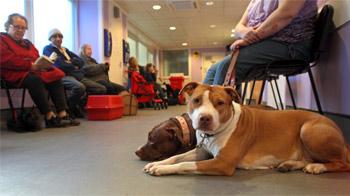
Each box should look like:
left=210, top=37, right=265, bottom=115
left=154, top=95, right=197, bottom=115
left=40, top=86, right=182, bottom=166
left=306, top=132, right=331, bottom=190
left=200, top=114, right=212, bottom=125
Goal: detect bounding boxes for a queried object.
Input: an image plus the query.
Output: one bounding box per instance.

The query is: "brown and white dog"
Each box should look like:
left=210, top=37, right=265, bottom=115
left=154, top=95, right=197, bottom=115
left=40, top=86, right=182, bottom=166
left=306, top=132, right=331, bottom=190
left=135, top=113, right=196, bottom=161
left=143, top=82, right=350, bottom=176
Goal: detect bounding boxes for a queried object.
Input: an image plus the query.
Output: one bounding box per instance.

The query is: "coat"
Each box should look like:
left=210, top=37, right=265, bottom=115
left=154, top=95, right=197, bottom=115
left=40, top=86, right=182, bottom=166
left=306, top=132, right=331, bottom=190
left=0, top=33, right=64, bottom=86
left=43, top=44, right=85, bottom=81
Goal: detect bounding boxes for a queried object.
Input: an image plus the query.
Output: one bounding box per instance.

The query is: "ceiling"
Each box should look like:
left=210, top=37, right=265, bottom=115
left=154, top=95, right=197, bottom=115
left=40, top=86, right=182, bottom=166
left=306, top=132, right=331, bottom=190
left=115, top=0, right=250, bottom=49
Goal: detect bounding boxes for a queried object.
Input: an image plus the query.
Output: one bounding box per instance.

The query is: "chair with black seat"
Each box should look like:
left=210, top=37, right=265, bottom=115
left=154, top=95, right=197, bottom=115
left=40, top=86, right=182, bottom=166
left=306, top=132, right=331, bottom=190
left=240, top=4, right=335, bottom=114
left=0, top=78, right=27, bottom=122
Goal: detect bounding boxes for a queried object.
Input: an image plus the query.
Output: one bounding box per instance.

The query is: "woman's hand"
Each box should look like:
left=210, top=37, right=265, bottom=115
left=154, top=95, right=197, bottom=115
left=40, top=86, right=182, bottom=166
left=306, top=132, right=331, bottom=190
left=230, top=39, right=250, bottom=51
left=235, top=25, right=261, bottom=44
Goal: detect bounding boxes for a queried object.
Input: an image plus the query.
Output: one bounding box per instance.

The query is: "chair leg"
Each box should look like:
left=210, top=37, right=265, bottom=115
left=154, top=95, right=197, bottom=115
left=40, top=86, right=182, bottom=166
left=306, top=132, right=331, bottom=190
left=5, top=88, right=17, bottom=120
left=21, top=88, right=26, bottom=110
left=269, top=81, right=279, bottom=110
left=308, top=69, right=323, bottom=114
left=242, top=82, right=248, bottom=104
left=258, top=80, right=266, bottom=104
left=248, top=80, right=256, bottom=105
left=286, top=76, right=297, bottom=109
left=273, top=79, right=284, bottom=110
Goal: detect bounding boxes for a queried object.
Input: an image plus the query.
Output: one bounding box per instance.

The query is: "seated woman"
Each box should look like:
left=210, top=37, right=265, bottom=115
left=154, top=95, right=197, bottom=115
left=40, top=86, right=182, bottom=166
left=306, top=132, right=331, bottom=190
left=0, top=13, right=79, bottom=128
left=144, top=63, right=166, bottom=101
left=203, top=0, right=317, bottom=86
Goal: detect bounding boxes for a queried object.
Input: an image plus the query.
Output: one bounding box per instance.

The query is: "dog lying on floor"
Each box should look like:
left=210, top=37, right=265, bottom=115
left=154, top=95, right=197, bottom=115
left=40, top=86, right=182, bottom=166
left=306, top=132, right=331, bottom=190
left=143, top=82, right=350, bottom=176
left=135, top=113, right=196, bottom=161
left=135, top=102, right=275, bottom=161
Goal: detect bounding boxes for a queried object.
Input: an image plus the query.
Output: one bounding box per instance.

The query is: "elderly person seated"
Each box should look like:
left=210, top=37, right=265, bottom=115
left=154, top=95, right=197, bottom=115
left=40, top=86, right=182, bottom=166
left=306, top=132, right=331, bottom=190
left=0, top=13, right=79, bottom=128
left=80, top=44, right=136, bottom=115
left=43, top=29, right=106, bottom=118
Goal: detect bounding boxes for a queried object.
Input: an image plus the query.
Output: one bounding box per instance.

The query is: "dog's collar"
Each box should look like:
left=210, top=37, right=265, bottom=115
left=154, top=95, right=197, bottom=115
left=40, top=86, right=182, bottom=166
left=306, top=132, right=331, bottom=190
left=174, top=115, right=191, bottom=145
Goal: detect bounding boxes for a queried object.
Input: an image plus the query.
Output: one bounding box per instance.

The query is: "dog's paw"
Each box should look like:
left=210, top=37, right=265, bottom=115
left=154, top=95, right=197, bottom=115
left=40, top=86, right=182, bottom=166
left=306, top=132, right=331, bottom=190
left=147, top=165, right=175, bottom=176
left=303, top=163, right=326, bottom=174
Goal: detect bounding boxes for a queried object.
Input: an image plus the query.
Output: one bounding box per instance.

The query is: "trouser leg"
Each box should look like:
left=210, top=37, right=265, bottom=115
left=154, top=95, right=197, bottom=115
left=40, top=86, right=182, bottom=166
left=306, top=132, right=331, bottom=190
left=21, top=73, right=51, bottom=114
left=80, top=78, right=107, bottom=95
left=45, top=79, right=68, bottom=113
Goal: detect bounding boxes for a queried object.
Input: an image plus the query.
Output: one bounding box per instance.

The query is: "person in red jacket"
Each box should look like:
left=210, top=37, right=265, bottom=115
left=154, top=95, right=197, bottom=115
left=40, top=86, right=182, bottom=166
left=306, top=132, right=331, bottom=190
left=0, top=13, right=79, bottom=128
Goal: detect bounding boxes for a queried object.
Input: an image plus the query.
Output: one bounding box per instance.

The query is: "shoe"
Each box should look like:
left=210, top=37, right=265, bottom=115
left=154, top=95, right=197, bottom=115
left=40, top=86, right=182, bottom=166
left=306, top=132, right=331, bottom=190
left=70, top=105, right=85, bottom=118
left=60, top=115, right=80, bottom=126
left=45, top=116, right=67, bottom=128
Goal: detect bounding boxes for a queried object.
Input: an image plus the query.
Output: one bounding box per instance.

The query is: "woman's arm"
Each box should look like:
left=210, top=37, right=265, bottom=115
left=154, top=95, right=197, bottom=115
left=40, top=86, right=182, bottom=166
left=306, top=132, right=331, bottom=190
left=254, top=0, right=306, bottom=40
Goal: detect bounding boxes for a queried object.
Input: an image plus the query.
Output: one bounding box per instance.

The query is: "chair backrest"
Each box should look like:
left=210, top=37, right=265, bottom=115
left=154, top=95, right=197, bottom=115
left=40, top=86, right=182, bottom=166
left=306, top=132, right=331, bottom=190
left=311, top=4, right=335, bottom=62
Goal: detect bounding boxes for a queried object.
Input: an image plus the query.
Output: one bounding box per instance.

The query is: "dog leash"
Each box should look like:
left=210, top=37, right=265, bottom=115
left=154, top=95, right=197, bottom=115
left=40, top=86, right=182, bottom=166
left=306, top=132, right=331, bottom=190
left=223, top=50, right=239, bottom=87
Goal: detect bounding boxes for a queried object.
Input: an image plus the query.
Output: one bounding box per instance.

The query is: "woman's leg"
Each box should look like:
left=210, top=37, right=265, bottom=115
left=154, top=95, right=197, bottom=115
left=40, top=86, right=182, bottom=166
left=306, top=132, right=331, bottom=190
left=203, top=54, right=232, bottom=85
left=45, top=79, right=68, bottom=113
left=61, top=76, right=86, bottom=117
left=234, top=38, right=313, bottom=83
left=21, top=73, right=51, bottom=115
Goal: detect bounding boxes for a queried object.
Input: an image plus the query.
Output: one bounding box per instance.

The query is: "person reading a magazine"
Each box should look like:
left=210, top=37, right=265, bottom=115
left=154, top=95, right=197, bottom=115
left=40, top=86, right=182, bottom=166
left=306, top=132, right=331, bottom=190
left=43, top=29, right=107, bottom=118
left=0, top=13, right=80, bottom=128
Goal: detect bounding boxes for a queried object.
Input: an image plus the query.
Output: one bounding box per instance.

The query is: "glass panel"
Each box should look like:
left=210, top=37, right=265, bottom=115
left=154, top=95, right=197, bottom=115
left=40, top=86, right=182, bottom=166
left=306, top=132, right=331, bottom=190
left=163, top=50, right=189, bottom=76
left=0, top=0, right=25, bottom=32
left=127, top=37, right=136, bottom=59
left=33, top=0, right=74, bottom=53
left=138, top=42, right=147, bottom=66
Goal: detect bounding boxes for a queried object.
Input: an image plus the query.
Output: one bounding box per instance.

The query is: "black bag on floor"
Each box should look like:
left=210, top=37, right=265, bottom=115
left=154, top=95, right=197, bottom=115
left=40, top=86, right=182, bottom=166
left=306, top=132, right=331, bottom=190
left=7, top=107, right=42, bottom=133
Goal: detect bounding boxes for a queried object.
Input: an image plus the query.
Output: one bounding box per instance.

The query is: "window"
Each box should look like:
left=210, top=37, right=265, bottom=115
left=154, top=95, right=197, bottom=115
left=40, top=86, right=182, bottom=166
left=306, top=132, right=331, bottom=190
left=33, top=0, right=75, bottom=53
left=0, top=0, right=25, bottom=32
left=138, top=42, right=148, bottom=66
left=127, top=37, right=137, bottom=59
left=163, top=50, right=189, bottom=76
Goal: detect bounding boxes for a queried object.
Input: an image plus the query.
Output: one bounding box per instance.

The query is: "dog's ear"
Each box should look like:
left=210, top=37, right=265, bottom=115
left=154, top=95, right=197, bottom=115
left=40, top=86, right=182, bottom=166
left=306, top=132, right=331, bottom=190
left=224, top=86, right=241, bottom=103
left=180, top=82, right=199, bottom=97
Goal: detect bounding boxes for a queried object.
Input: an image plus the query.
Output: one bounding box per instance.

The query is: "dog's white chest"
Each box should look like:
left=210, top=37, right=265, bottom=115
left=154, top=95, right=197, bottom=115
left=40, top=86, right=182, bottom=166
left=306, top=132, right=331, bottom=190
left=196, top=102, right=241, bottom=157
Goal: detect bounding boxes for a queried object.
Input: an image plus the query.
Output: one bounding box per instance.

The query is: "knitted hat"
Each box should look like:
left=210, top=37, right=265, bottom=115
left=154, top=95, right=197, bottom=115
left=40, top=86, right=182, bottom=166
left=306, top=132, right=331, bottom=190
left=48, top=28, right=63, bottom=40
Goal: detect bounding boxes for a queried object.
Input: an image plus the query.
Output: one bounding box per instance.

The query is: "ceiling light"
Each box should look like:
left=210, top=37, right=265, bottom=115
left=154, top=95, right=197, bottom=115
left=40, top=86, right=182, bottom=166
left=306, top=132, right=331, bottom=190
left=213, top=42, right=218, bottom=45
left=169, top=26, right=176, bottom=30
left=153, top=5, right=161, bottom=10
left=230, top=34, right=235, bottom=37
left=182, top=43, right=188, bottom=46
left=231, top=29, right=236, bottom=33
left=210, top=24, right=216, bottom=28
left=206, top=1, right=214, bottom=6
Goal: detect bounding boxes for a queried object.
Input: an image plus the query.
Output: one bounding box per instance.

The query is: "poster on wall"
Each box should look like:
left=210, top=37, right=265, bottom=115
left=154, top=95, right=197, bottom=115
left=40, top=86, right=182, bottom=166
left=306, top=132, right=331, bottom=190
left=122, top=39, right=130, bottom=65
left=104, top=29, right=112, bottom=57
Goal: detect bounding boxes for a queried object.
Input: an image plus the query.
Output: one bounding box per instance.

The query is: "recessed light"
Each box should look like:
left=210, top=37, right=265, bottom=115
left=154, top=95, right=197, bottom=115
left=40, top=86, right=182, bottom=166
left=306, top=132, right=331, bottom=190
left=182, top=43, right=188, bottom=46
left=213, top=42, right=218, bottom=45
left=230, top=34, right=235, bottom=37
left=231, top=29, right=236, bottom=33
left=210, top=24, right=216, bottom=28
left=153, top=5, right=161, bottom=10
left=206, top=1, right=214, bottom=6
left=169, top=26, right=176, bottom=30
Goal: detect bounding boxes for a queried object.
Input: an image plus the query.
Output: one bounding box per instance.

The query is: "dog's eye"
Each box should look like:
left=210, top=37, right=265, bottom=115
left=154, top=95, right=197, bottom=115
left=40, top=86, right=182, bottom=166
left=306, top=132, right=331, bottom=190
left=192, top=98, right=200, bottom=104
left=217, top=100, right=225, bottom=106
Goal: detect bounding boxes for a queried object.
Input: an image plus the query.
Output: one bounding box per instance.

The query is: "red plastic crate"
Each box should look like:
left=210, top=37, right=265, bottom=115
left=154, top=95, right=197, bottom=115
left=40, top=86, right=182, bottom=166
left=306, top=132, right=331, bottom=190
left=169, top=76, right=185, bottom=90
left=86, top=95, right=124, bottom=120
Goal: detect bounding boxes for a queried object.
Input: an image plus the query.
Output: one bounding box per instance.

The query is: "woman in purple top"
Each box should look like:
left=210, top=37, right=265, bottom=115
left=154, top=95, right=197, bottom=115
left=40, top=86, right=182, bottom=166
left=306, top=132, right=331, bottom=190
left=203, top=0, right=318, bottom=85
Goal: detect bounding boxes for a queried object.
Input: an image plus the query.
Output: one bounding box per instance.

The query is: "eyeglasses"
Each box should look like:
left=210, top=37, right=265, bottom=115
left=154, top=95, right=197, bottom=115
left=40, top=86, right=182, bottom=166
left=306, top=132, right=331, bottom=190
left=52, top=34, right=63, bottom=38
left=10, top=24, right=27, bottom=31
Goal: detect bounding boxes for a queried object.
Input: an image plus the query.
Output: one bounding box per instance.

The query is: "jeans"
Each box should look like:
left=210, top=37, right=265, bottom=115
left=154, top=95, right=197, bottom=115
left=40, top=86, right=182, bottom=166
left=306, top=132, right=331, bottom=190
left=203, top=38, right=313, bottom=85
left=203, top=55, right=232, bottom=85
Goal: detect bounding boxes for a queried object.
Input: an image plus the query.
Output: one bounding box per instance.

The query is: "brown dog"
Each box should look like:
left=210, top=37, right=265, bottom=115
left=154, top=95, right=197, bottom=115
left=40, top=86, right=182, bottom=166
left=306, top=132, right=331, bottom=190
left=143, top=82, right=350, bottom=176
left=135, top=113, right=196, bottom=161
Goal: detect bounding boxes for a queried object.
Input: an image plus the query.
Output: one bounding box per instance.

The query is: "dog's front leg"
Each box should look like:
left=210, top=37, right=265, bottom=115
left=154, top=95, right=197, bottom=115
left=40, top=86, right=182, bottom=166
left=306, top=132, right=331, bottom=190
left=144, top=148, right=209, bottom=175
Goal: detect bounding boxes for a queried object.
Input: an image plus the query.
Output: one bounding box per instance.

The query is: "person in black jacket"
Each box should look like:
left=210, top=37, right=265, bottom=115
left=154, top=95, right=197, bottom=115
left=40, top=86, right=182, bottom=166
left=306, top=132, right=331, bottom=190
left=43, top=28, right=106, bottom=117
left=144, top=63, right=166, bottom=101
